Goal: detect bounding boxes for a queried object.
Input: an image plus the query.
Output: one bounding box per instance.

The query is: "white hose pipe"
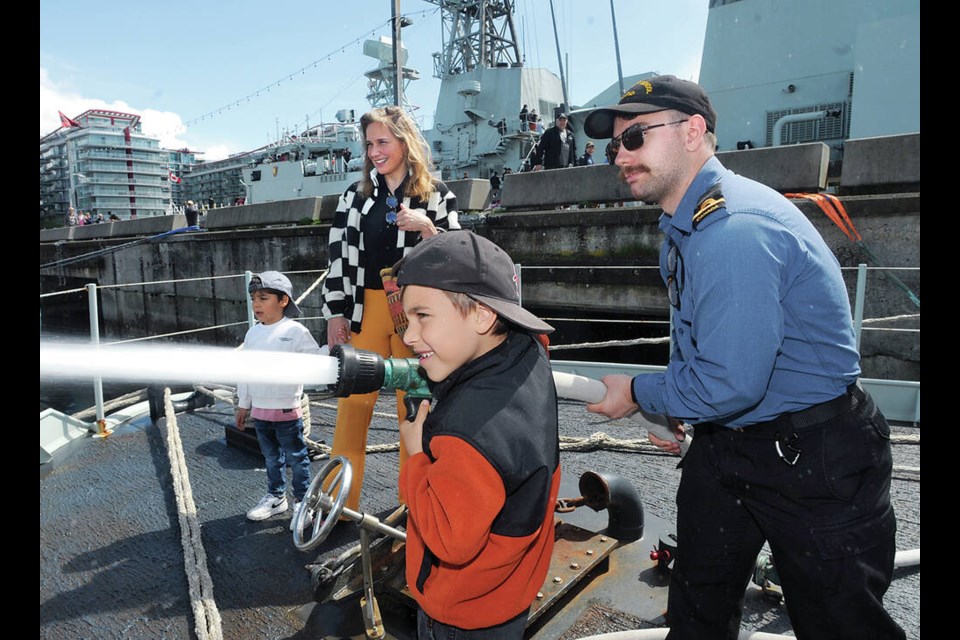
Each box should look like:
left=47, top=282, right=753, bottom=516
left=895, top=548, right=920, bottom=568
left=576, top=629, right=795, bottom=640
left=552, top=371, right=691, bottom=456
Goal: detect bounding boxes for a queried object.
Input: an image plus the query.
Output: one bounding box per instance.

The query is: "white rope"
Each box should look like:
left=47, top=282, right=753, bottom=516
left=560, top=431, right=666, bottom=454
left=549, top=336, right=670, bottom=351
left=72, top=388, right=149, bottom=422
left=296, top=269, right=328, bottom=307
left=862, top=313, right=920, bottom=324
left=107, top=322, right=250, bottom=345
left=162, top=388, right=223, bottom=640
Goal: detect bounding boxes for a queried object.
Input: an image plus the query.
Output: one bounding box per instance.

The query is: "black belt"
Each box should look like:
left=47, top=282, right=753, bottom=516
left=768, top=381, right=865, bottom=432
left=723, top=382, right=867, bottom=466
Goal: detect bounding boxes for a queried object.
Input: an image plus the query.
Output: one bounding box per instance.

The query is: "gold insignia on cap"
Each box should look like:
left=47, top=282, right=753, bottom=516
left=622, top=89, right=636, bottom=99
left=639, top=80, right=653, bottom=94
left=693, top=186, right=725, bottom=226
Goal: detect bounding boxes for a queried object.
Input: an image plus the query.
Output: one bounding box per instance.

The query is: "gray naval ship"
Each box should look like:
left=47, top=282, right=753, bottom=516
left=241, top=0, right=564, bottom=204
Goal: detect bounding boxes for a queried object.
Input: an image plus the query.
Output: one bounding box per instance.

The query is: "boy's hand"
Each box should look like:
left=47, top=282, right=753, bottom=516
left=235, top=408, right=248, bottom=431
left=399, top=399, right=429, bottom=456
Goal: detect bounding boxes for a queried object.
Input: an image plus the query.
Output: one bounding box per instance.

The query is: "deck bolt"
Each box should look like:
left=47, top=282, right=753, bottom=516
left=586, top=549, right=594, bottom=556
left=553, top=576, right=563, bottom=583
left=570, top=562, right=580, bottom=569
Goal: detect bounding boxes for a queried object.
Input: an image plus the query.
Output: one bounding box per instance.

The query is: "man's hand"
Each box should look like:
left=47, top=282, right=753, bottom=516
left=399, top=399, right=429, bottom=456
left=585, top=374, right=638, bottom=419
left=648, top=417, right=686, bottom=455
left=235, top=408, right=249, bottom=431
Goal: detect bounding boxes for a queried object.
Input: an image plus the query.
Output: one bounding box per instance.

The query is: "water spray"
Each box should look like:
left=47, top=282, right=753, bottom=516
left=40, top=341, right=341, bottom=387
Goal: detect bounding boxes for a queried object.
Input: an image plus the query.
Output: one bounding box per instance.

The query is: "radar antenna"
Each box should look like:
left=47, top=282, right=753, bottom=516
left=426, top=0, right=522, bottom=79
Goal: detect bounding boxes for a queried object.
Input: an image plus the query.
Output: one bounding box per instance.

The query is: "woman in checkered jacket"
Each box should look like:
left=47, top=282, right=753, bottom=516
left=321, top=105, right=460, bottom=511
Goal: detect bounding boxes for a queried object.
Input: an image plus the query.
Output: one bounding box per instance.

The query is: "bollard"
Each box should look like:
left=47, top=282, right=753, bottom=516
left=148, top=385, right=165, bottom=424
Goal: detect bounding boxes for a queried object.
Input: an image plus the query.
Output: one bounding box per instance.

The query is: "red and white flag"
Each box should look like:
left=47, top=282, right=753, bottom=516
left=58, top=111, right=82, bottom=128
left=169, top=171, right=182, bottom=184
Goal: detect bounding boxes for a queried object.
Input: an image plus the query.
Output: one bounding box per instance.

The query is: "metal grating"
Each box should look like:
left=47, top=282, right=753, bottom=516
left=765, top=100, right=851, bottom=146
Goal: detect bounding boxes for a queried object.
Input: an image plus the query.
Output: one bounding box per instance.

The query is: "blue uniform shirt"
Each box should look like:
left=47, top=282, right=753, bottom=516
left=632, top=157, right=861, bottom=427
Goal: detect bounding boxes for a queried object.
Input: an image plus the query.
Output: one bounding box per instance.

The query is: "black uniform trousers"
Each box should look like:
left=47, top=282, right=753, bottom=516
left=666, top=384, right=906, bottom=640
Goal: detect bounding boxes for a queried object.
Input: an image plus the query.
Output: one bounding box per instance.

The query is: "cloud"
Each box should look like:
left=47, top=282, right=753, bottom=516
left=40, top=67, right=232, bottom=159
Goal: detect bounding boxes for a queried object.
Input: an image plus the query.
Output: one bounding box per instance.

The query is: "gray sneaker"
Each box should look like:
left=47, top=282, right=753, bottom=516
left=247, top=494, right=288, bottom=521
left=290, top=500, right=315, bottom=532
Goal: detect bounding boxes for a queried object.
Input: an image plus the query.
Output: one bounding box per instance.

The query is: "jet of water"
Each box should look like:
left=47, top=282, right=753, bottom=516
left=40, top=341, right=341, bottom=388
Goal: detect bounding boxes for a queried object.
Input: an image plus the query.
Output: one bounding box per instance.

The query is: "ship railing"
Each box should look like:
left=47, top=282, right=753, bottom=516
left=40, top=264, right=919, bottom=425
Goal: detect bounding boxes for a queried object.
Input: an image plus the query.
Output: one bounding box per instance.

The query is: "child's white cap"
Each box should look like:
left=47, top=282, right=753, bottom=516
left=248, top=271, right=302, bottom=318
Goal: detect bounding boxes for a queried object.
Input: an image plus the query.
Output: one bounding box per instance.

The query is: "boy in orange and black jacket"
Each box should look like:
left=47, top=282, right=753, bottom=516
left=393, top=230, right=560, bottom=639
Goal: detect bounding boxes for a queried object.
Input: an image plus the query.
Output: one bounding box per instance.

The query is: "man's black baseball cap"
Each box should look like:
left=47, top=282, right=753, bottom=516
left=583, top=75, right=717, bottom=139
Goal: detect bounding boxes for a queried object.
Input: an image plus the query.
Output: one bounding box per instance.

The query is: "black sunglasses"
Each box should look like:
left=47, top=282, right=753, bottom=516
left=385, top=194, right=399, bottom=224
left=610, top=119, right=689, bottom=154
left=666, top=242, right=683, bottom=310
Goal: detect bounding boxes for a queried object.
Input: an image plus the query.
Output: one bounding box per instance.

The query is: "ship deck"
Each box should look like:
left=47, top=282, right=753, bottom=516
left=40, top=391, right=920, bottom=640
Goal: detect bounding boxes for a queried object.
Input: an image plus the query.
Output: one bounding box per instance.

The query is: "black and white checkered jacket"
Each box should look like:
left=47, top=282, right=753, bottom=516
left=321, top=171, right=460, bottom=332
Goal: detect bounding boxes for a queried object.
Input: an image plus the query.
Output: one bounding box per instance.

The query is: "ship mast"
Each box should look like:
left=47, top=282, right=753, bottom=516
left=427, top=0, right=522, bottom=78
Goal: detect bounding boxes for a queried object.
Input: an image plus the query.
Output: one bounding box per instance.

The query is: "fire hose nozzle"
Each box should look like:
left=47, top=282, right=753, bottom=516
left=328, top=344, right=386, bottom=397
left=328, top=344, right=433, bottom=422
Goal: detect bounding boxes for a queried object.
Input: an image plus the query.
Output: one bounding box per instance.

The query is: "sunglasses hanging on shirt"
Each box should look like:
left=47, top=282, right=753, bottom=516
left=385, top=194, right=399, bottom=224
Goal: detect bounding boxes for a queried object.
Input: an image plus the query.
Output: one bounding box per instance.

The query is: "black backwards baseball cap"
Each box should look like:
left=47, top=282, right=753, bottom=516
left=394, top=231, right=554, bottom=334
left=248, top=270, right=302, bottom=318
left=583, top=75, right=717, bottom=139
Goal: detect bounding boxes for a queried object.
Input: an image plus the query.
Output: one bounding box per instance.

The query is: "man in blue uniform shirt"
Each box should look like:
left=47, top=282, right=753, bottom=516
left=584, top=76, right=904, bottom=640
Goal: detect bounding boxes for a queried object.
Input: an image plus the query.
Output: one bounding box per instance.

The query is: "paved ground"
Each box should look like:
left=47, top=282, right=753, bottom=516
left=40, top=391, right=920, bottom=640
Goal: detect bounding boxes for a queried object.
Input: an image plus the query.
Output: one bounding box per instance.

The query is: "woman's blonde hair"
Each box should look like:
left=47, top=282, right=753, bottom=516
left=359, top=105, right=436, bottom=201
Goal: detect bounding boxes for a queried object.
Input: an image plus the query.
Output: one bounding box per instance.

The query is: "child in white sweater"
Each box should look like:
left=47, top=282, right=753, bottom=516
left=236, top=271, right=321, bottom=527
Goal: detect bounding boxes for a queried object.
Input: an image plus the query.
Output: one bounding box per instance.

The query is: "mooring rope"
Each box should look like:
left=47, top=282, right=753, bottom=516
left=194, top=388, right=921, bottom=464
left=296, top=269, right=328, bottom=307
left=162, top=387, right=223, bottom=640
left=72, top=388, right=149, bottom=422
left=549, top=336, right=670, bottom=351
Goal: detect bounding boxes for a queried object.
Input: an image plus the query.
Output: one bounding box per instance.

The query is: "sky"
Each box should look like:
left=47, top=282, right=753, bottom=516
left=40, top=0, right=709, bottom=161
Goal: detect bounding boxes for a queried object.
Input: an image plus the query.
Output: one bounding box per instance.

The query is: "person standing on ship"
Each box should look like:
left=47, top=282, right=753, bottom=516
left=184, top=200, right=200, bottom=228
left=237, top=271, right=322, bottom=531
left=321, top=105, right=460, bottom=512
left=582, top=75, right=904, bottom=640
left=532, top=110, right=577, bottom=170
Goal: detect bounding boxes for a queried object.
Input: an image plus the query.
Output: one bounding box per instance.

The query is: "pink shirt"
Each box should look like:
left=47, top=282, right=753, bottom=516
left=251, top=406, right=303, bottom=422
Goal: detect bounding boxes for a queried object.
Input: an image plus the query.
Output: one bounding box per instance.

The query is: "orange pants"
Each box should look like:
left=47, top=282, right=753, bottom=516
left=329, top=289, right=412, bottom=511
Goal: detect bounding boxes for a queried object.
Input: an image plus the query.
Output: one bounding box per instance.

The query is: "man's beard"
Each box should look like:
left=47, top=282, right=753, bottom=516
left=618, top=164, right=661, bottom=204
